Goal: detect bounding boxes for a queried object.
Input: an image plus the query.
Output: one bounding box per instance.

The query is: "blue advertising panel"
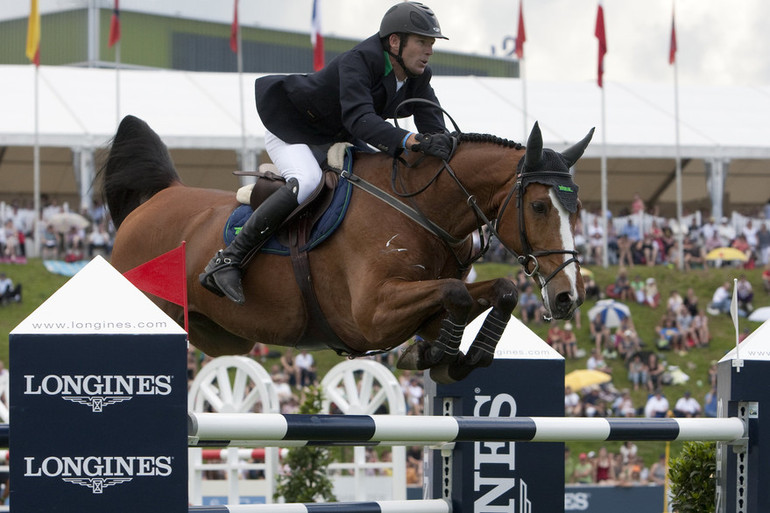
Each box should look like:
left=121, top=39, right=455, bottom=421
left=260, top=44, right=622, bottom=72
left=10, top=333, right=187, bottom=512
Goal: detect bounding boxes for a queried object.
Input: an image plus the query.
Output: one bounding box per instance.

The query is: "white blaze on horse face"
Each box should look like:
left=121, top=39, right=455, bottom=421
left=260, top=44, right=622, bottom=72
left=539, top=189, right=579, bottom=312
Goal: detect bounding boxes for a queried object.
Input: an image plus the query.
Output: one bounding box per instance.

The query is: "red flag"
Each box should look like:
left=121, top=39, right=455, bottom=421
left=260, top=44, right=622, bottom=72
left=123, top=242, right=188, bottom=333
left=108, top=0, right=120, bottom=48
left=230, top=0, right=238, bottom=54
left=595, top=1, right=607, bottom=87
left=669, top=6, right=677, bottom=65
left=311, top=0, right=324, bottom=71
left=515, top=0, right=526, bottom=59
left=25, top=0, right=40, bottom=66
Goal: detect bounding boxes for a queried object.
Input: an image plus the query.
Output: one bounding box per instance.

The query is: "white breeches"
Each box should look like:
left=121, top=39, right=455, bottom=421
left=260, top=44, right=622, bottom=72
left=264, top=129, right=323, bottom=204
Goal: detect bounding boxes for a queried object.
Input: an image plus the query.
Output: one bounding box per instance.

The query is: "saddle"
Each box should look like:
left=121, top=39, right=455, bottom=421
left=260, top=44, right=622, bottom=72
left=230, top=145, right=357, bottom=355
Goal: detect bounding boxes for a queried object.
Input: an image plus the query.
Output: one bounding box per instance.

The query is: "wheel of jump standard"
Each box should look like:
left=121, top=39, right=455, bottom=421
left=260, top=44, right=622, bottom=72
left=188, top=355, right=280, bottom=414
left=321, top=358, right=406, bottom=415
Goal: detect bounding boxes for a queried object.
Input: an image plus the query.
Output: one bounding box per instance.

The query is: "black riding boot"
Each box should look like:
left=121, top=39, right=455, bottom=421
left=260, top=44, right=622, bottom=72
left=199, top=178, right=299, bottom=304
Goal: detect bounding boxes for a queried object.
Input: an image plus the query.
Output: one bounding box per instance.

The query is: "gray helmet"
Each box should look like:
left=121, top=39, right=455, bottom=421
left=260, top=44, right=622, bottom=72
left=379, top=2, right=447, bottom=40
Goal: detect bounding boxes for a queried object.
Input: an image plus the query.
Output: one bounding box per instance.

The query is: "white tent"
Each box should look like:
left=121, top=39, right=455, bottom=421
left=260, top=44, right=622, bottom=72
left=2, top=64, right=769, bottom=213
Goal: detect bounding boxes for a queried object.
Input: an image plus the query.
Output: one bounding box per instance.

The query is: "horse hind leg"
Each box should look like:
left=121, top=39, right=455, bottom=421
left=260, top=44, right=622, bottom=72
left=430, top=278, right=518, bottom=383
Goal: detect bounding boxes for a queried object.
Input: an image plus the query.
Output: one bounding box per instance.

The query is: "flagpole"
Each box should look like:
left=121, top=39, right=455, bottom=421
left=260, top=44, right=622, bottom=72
left=115, top=40, right=121, bottom=126
left=521, top=57, right=527, bottom=140
left=672, top=2, right=683, bottom=270
left=600, top=85, right=608, bottom=268
left=235, top=0, right=246, bottom=170
left=33, top=65, right=41, bottom=258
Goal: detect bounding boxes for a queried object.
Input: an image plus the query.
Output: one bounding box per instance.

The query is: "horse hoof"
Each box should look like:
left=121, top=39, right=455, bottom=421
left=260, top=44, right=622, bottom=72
left=429, top=365, right=457, bottom=385
left=396, top=343, right=423, bottom=370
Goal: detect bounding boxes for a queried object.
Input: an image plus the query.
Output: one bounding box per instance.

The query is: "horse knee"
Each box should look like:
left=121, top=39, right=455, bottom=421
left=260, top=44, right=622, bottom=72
left=440, top=279, right=474, bottom=319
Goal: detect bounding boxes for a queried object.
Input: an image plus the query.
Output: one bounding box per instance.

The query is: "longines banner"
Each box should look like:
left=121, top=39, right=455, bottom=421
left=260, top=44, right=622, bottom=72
left=9, top=257, right=188, bottom=512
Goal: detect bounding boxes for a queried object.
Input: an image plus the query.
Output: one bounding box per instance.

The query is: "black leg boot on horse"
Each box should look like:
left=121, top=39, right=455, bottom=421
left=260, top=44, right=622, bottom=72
left=199, top=178, right=299, bottom=304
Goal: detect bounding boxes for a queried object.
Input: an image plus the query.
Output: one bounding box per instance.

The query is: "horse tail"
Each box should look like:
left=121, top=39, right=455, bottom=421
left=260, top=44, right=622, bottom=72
left=99, top=115, right=181, bottom=229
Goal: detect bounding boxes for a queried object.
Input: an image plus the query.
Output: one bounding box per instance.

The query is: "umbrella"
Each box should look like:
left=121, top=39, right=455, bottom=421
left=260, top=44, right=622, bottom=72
left=580, top=268, right=594, bottom=279
left=565, top=369, right=612, bottom=391
left=748, top=307, right=770, bottom=323
left=47, top=212, right=90, bottom=233
left=587, top=299, right=631, bottom=328
left=705, top=247, right=748, bottom=262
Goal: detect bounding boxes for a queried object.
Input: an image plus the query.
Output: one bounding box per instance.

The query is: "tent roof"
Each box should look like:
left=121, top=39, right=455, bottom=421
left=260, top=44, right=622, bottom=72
left=2, top=65, right=769, bottom=208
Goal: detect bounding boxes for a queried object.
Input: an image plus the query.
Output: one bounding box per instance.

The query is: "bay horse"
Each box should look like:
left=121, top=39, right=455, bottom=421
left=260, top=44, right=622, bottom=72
left=102, top=115, right=592, bottom=382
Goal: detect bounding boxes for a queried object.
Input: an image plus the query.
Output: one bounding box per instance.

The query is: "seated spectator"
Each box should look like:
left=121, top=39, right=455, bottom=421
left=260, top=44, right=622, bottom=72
left=1, top=219, right=23, bottom=263
left=682, top=237, right=705, bottom=270
left=573, top=453, right=594, bottom=484
left=594, top=446, right=615, bottom=484
left=707, top=281, right=732, bottom=315
left=587, top=217, right=604, bottom=265
left=655, top=312, right=685, bottom=352
left=608, top=267, right=633, bottom=301
left=692, top=309, right=710, bottom=347
left=295, top=349, right=317, bottom=387
left=736, top=274, right=754, bottom=314
left=644, top=389, right=670, bottom=418
left=594, top=325, right=616, bottom=359
left=41, top=224, right=60, bottom=260
left=615, top=325, right=641, bottom=363
left=666, top=290, right=684, bottom=315
left=0, top=272, right=22, bottom=305
left=673, top=390, right=701, bottom=418
left=584, top=274, right=600, bottom=301
left=87, top=224, right=112, bottom=257
left=612, top=390, right=636, bottom=417
left=63, top=226, right=85, bottom=262
left=675, top=305, right=696, bottom=349
left=587, top=349, right=612, bottom=375
left=683, top=287, right=700, bottom=316
left=631, top=274, right=645, bottom=304
left=643, top=277, right=660, bottom=308
left=646, top=353, right=665, bottom=392
left=518, top=284, right=545, bottom=324
left=704, top=387, right=718, bottom=418
left=564, top=386, right=582, bottom=416
left=627, top=353, right=648, bottom=391
left=647, top=454, right=668, bottom=486
left=547, top=323, right=564, bottom=355
left=731, top=234, right=755, bottom=268
left=561, top=322, right=578, bottom=359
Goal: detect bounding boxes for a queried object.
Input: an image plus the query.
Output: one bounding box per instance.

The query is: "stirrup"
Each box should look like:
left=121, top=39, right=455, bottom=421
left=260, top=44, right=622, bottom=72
left=198, top=251, right=235, bottom=297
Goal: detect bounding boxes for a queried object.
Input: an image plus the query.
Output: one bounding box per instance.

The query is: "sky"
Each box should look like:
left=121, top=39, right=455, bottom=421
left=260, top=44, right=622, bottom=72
left=7, top=0, right=770, bottom=87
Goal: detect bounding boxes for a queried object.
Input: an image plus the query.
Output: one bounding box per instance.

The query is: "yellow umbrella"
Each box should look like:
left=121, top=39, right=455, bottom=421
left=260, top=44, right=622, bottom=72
left=580, top=268, right=594, bottom=279
left=565, top=369, right=612, bottom=390
left=705, top=247, right=748, bottom=262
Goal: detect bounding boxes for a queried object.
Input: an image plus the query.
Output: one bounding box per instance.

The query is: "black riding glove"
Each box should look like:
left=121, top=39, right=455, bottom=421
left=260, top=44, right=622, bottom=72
left=411, top=133, right=453, bottom=161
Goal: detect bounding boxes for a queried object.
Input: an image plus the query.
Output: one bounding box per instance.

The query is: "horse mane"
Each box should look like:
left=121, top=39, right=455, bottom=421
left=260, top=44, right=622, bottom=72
left=457, top=132, right=524, bottom=150
left=98, top=115, right=181, bottom=229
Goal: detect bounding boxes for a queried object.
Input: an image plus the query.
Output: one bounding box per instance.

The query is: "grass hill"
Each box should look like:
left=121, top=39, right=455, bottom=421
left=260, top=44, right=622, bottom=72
left=1, top=258, right=765, bottom=466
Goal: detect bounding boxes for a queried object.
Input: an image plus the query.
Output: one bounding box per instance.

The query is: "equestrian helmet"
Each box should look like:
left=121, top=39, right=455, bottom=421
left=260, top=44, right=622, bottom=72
left=379, top=2, right=447, bottom=40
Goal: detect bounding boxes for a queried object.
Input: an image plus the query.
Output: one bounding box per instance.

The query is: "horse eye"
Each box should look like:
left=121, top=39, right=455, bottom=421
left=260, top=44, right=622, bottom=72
left=532, top=201, right=547, bottom=214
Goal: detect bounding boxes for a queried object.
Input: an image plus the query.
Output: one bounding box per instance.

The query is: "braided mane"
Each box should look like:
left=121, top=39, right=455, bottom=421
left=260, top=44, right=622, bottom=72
left=457, top=132, right=523, bottom=150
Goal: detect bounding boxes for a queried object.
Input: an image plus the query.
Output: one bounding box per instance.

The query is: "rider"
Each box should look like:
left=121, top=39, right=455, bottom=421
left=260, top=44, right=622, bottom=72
left=200, top=2, right=455, bottom=304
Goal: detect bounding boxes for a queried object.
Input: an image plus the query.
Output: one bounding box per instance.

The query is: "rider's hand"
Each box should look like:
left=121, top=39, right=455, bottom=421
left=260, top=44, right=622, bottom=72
left=411, top=133, right=453, bottom=161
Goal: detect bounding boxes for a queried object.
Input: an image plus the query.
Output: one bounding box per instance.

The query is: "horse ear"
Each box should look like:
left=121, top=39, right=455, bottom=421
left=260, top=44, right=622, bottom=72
left=562, top=127, right=596, bottom=167
left=524, top=121, right=543, bottom=169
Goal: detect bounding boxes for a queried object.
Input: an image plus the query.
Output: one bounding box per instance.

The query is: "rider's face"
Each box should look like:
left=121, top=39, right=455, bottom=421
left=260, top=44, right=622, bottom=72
left=392, top=34, right=435, bottom=76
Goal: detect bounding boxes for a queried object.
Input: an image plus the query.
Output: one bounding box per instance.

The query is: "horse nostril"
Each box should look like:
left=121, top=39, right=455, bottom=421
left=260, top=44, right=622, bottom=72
left=555, top=291, right=573, bottom=307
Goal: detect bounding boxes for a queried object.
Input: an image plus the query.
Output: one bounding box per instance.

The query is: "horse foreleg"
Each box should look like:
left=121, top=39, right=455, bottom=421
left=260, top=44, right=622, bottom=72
left=378, top=279, right=473, bottom=372
left=430, top=278, right=518, bottom=383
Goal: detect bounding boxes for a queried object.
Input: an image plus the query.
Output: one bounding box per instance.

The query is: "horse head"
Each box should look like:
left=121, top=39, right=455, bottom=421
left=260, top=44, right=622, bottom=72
left=498, top=122, right=594, bottom=320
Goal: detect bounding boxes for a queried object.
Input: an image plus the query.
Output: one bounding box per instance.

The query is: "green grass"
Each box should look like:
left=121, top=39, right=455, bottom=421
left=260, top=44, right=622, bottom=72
left=2, top=258, right=762, bottom=467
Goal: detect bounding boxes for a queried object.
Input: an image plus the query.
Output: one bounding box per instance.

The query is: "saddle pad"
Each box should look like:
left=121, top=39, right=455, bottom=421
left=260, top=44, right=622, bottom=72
left=223, top=176, right=353, bottom=255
